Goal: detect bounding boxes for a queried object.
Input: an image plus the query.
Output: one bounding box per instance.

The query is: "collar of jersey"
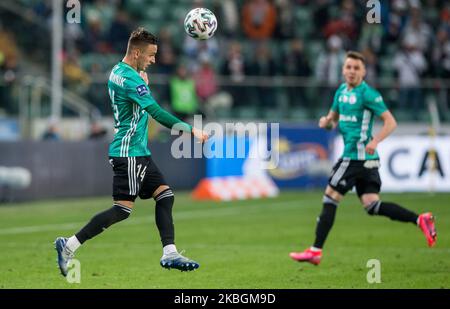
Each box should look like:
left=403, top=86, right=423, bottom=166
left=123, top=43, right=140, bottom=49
left=119, top=61, right=147, bottom=85
left=345, top=80, right=365, bottom=92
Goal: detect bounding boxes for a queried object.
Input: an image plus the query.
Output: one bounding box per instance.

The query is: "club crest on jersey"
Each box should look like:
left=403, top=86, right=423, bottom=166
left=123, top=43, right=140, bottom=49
left=136, top=84, right=149, bottom=96
left=339, top=95, right=348, bottom=103
left=339, top=94, right=357, bottom=104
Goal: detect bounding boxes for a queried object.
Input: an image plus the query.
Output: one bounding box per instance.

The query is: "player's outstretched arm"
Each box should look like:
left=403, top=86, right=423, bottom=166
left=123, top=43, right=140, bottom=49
left=365, top=110, right=397, bottom=155
left=318, top=110, right=339, bottom=130
left=138, top=71, right=209, bottom=142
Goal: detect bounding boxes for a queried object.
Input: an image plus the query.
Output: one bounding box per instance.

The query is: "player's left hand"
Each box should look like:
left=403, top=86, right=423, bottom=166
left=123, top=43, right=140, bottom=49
left=140, top=71, right=149, bottom=84
left=192, top=127, right=209, bottom=143
left=365, top=140, right=378, bottom=155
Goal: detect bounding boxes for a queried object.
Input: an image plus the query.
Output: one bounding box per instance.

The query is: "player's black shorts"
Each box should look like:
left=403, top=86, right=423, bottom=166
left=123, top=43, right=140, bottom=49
left=109, top=156, right=168, bottom=202
left=328, top=158, right=381, bottom=197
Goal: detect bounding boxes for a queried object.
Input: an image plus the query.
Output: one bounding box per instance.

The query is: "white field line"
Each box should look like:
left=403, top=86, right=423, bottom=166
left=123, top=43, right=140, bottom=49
left=0, top=200, right=301, bottom=235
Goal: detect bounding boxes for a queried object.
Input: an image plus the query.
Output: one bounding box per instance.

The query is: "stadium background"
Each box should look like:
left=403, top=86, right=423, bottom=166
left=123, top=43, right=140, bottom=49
left=0, top=0, right=449, bottom=289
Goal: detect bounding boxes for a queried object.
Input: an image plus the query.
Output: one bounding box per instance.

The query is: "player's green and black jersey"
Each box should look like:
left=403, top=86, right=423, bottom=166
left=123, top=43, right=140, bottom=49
left=107, top=61, right=192, bottom=157
left=331, top=81, right=388, bottom=160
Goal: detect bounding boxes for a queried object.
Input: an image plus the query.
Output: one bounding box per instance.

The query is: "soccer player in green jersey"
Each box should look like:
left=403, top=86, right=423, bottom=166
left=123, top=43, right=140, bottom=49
left=55, top=28, right=209, bottom=276
left=290, top=51, right=437, bottom=265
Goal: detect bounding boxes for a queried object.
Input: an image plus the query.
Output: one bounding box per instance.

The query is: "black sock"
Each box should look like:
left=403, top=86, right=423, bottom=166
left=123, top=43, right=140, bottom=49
left=313, top=195, right=338, bottom=249
left=366, top=201, right=418, bottom=224
left=154, top=189, right=175, bottom=247
left=75, top=203, right=131, bottom=244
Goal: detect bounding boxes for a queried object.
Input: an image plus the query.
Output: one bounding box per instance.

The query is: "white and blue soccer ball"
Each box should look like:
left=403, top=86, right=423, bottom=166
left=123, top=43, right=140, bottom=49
left=184, top=8, right=217, bottom=40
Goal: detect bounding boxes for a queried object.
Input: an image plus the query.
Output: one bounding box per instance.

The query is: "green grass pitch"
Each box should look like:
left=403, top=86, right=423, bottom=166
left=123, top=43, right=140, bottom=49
left=0, top=191, right=448, bottom=288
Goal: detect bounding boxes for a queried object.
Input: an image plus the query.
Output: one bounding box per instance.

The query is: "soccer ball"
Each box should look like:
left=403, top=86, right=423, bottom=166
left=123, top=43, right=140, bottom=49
left=184, top=8, right=217, bottom=40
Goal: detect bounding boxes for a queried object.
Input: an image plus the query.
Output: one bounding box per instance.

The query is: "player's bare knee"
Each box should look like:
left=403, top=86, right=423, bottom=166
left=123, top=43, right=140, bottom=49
left=115, top=200, right=134, bottom=209
left=154, top=187, right=174, bottom=204
left=361, top=194, right=379, bottom=210
left=153, top=185, right=171, bottom=199
left=324, top=186, right=343, bottom=202
left=364, top=200, right=381, bottom=215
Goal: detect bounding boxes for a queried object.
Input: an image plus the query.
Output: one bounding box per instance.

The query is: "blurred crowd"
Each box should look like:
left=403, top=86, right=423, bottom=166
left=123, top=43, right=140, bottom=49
left=1, top=0, right=450, bottom=122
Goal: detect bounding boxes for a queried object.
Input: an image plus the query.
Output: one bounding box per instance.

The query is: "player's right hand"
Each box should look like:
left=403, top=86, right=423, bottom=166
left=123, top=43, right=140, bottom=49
left=192, top=127, right=209, bottom=143
left=139, top=71, right=149, bottom=84
left=319, top=116, right=331, bottom=130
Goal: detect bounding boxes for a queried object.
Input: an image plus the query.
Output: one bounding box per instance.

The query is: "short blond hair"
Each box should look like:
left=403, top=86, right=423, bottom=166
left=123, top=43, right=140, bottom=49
left=346, top=51, right=365, bottom=64
left=127, top=27, right=158, bottom=54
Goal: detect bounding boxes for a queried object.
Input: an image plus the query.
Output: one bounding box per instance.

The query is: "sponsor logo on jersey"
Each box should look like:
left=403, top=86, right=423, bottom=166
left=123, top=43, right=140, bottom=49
left=136, top=84, right=149, bottom=96
left=339, top=114, right=358, bottom=122
left=349, top=94, right=357, bottom=104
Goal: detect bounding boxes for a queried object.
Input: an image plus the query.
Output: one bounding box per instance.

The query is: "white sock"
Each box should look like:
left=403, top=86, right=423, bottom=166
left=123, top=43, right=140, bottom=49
left=310, top=246, right=322, bottom=252
left=163, top=244, right=177, bottom=256
left=65, top=236, right=81, bottom=253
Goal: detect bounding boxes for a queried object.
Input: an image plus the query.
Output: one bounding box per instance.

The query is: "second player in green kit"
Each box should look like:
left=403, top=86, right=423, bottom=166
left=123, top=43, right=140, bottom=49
left=290, top=51, right=437, bottom=266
